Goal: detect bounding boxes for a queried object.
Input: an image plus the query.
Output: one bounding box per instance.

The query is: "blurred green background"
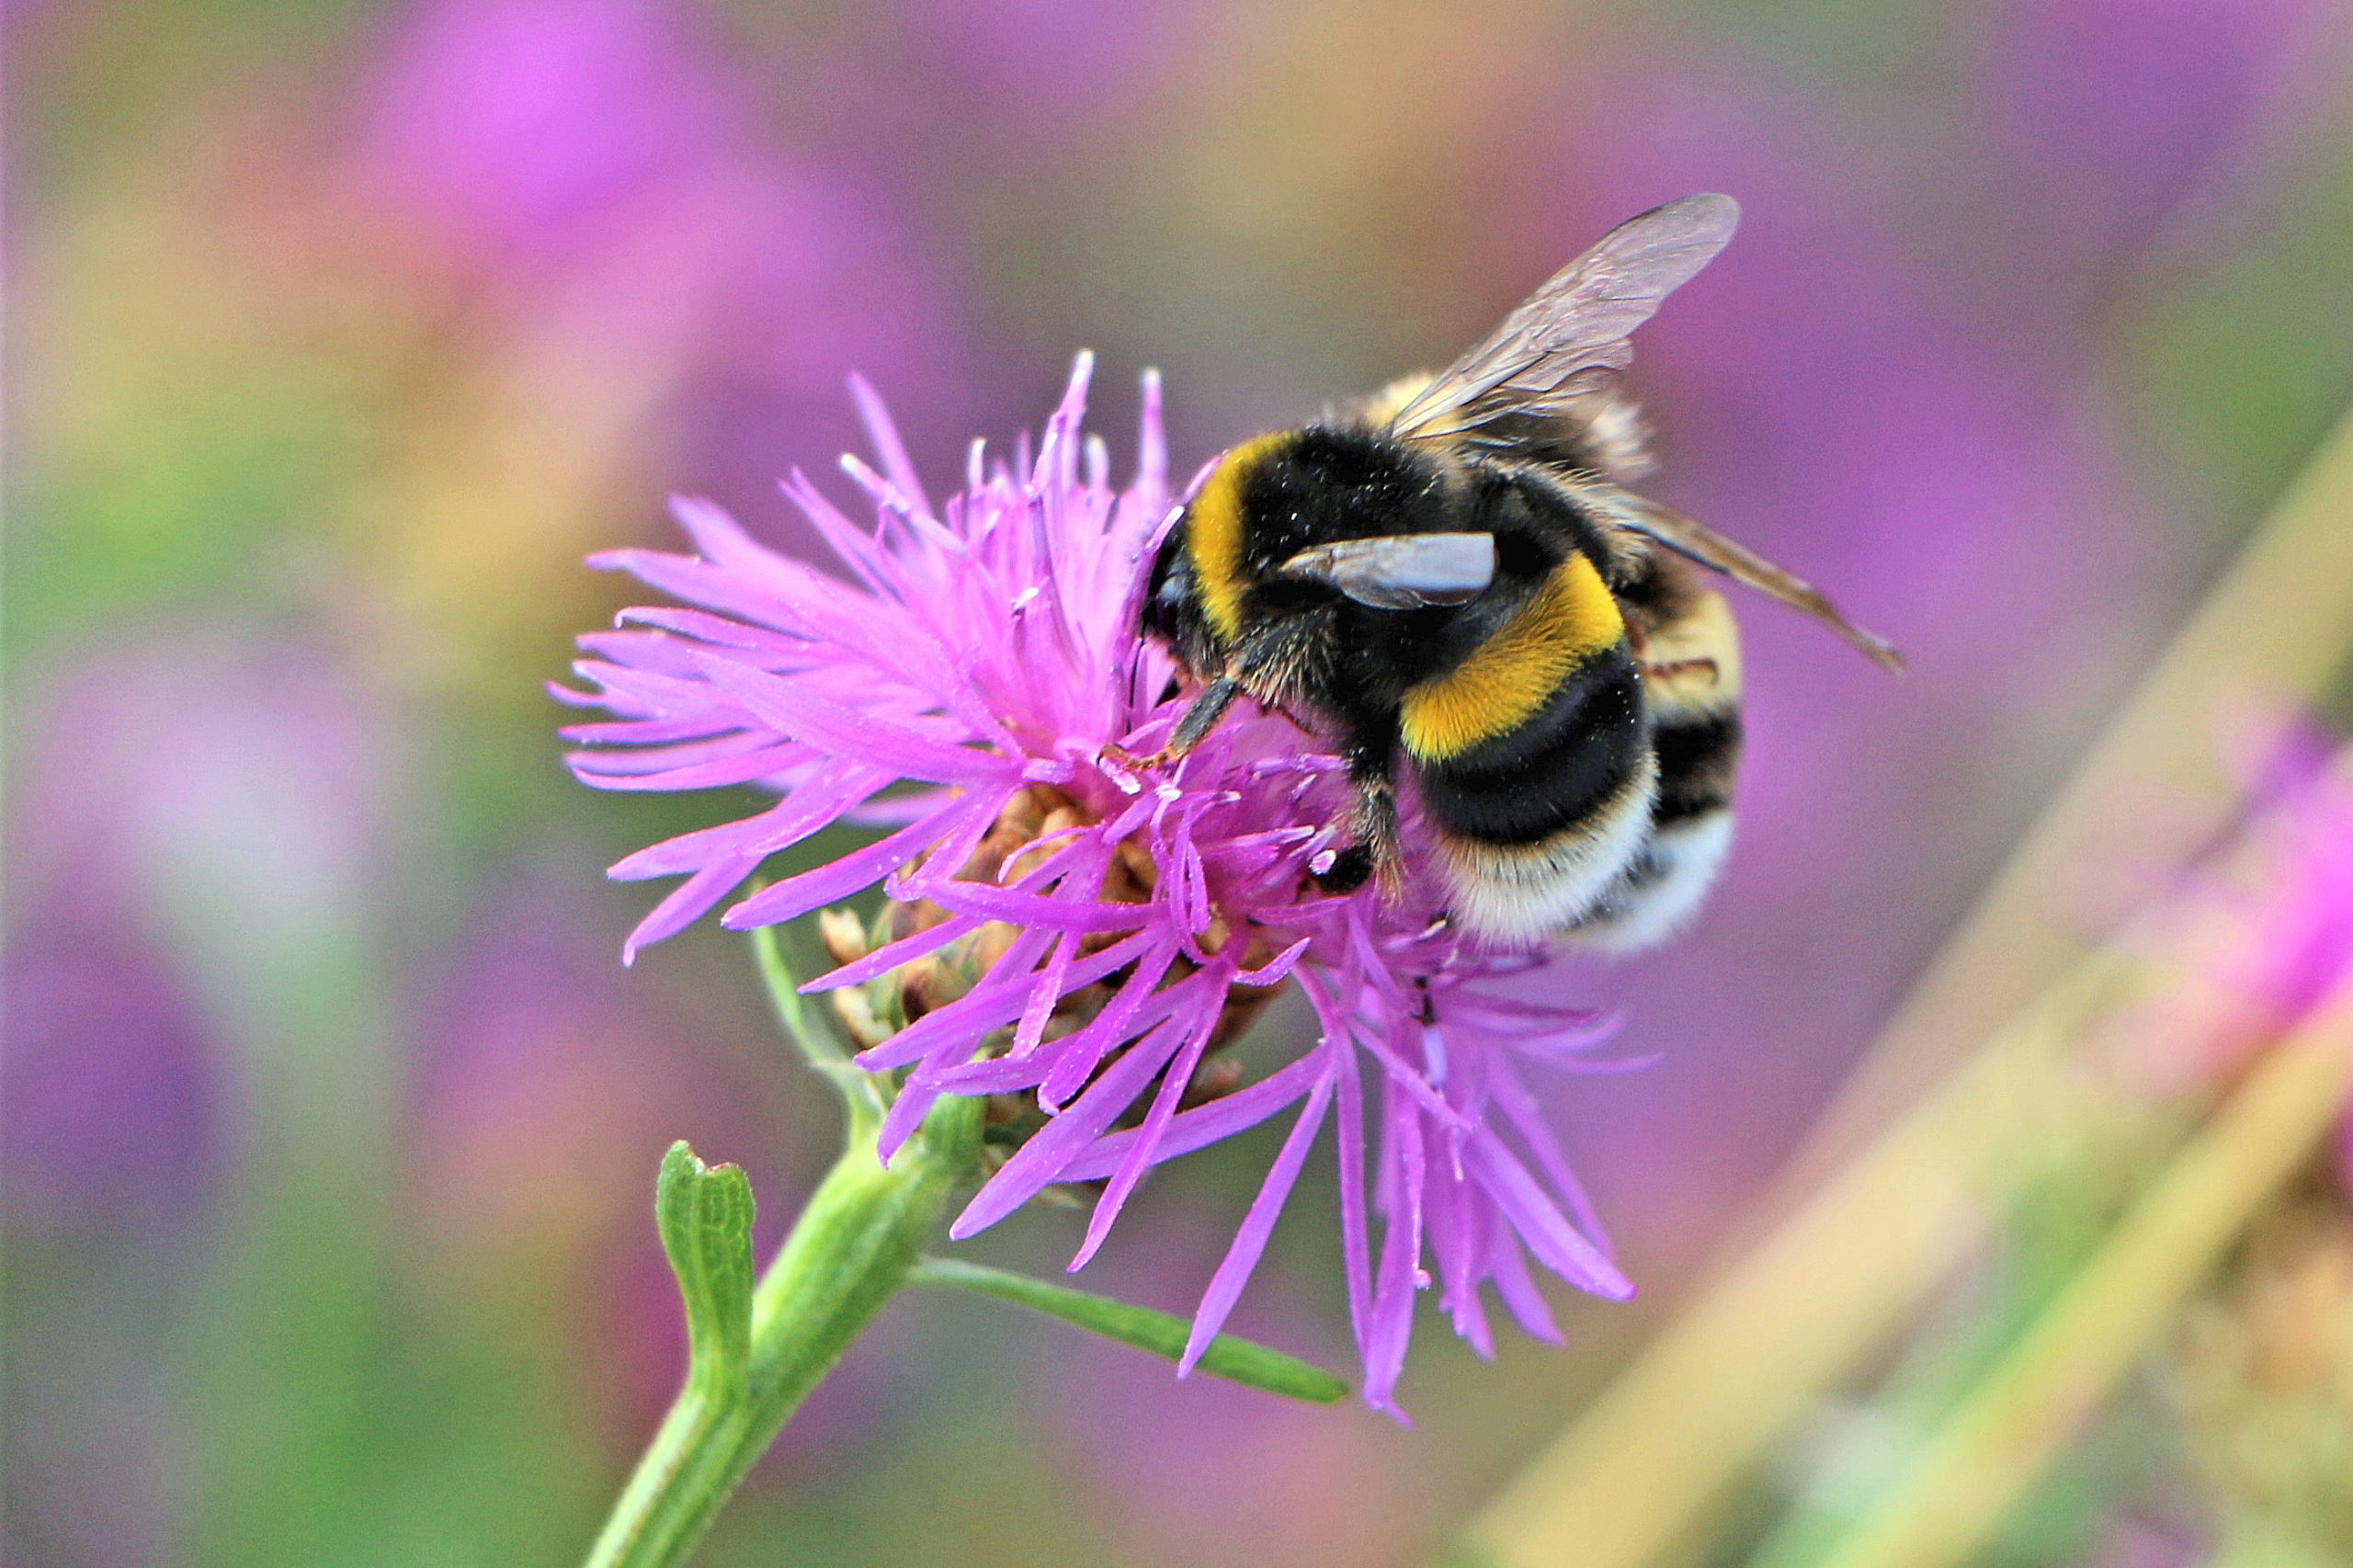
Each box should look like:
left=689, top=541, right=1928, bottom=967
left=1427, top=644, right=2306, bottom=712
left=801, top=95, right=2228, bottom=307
left=8, top=1, right=2353, bottom=1563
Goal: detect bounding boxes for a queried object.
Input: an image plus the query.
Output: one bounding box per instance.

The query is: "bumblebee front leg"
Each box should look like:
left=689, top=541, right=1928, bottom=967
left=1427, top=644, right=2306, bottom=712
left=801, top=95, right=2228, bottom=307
left=1105, top=675, right=1241, bottom=772
left=1165, top=675, right=1243, bottom=759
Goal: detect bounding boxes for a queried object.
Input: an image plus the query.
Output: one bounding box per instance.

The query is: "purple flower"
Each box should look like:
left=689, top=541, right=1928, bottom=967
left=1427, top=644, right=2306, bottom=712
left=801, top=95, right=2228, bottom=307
left=2109, top=733, right=2353, bottom=1108
left=2, top=923, right=216, bottom=1240
left=356, top=0, right=740, bottom=267
left=347, top=0, right=980, bottom=494
left=557, top=358, right=1636, bottom=1413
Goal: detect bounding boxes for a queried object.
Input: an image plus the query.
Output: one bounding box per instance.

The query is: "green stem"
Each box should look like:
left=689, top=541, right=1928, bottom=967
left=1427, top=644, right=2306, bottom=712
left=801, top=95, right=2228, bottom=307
left=1806, top=982, right=2353, bottom=1568
left=582, top=1096, right=983, bottom=1568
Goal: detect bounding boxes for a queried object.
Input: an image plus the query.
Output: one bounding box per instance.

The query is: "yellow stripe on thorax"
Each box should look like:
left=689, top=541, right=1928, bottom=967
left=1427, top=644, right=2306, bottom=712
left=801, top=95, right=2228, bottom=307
left=1187, top=433, right=1285, bottom=643
left=1401, top=551, right=1624, bottom=762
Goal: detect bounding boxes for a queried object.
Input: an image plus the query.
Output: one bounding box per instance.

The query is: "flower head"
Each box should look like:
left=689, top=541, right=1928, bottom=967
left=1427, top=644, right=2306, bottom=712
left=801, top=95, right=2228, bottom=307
left=2112, top=734, right=2353, bottom=1108
left=557, top=358, right=1635, bottom=1412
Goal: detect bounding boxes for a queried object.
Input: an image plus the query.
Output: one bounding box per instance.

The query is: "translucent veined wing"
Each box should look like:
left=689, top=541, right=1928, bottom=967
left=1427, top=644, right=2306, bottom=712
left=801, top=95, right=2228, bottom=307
left=1386, top=194, right=1739, bottom=448
left=1562, top=476, right=1904, bottom=672
left=1279, top=532, right=1496, bottom=609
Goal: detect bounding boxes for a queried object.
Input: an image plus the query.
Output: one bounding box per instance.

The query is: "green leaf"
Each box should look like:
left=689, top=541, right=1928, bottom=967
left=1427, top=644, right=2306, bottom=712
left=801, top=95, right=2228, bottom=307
left=748, top=922, right=890, bottom=1131
left=653, top=1142, right=756, bottom=1396
left=907, top=1256, right=1348, bottom=1404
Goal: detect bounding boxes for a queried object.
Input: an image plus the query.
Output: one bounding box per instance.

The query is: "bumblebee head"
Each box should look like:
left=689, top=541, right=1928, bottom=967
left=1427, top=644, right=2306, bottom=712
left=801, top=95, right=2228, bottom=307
left=1146, top=426, right=1474, bottom=661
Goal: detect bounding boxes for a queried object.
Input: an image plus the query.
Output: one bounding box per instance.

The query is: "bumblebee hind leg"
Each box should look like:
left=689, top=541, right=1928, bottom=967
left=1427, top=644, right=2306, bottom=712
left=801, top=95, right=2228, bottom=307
left=1639, top=655, right=1720, bottom=686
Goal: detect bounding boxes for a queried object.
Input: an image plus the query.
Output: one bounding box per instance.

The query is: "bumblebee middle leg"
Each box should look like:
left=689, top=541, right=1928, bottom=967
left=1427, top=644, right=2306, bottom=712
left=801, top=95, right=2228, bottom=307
left=1316, top=737, right=1404, bottom=897
left=1106, top=675, right=1241, bottom=771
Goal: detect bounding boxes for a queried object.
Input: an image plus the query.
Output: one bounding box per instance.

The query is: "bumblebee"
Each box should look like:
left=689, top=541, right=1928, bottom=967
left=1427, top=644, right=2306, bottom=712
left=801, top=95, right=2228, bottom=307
left=1136, top=194, right=1901, bottom=949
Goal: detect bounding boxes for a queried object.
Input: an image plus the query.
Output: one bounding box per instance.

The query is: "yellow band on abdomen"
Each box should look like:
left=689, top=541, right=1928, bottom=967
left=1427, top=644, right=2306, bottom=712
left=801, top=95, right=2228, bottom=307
left=1401, top=551, right=1623, bottom=761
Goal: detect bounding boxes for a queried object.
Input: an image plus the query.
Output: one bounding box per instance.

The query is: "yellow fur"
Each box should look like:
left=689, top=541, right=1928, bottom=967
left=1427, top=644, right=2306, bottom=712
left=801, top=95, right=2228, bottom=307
left=1640, top=586, right=1742, bottom=719
left=1186, top=434, right=1283, bottom=643
left=1401, top=551, right=1624, bottom=760
left=1348, top=372, right=1438, bottom=426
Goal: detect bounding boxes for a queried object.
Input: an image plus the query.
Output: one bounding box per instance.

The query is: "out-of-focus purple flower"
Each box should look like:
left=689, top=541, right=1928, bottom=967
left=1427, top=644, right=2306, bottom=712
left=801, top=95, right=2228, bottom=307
left=348, top=0, right=978, bottom=495
left=3, top=625, right=404, bottom=1568
left=1996, top=0, right=2332, bottom=250
left=557, top=359, right=1634, bottom=1413
left=2150, top=734, right=2353, bottom=1555
left=2110, top=735, right=2353, bottom=1130
left=2084, top=1516, right=2205, bottom=1568
left=917, top=0, right=1208, bottom=120
left=357, top=0, right=737, bottom=266
left=2, top=923, right=215, bottom=1238
left=5, top=623, right=404, bottom=1240
left=2212, top=739, right=2353, bottom=1030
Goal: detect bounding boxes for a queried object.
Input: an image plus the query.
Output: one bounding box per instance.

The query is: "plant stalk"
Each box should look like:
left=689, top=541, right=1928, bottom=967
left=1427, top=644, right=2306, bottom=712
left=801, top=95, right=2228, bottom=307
left=1808, top=982, right=2353, bottom=1568
left=582, top=1096, right=983, bottom=1568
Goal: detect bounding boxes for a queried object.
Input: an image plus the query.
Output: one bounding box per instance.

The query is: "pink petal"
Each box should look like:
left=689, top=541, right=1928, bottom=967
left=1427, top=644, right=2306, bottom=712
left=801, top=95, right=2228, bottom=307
left=1363, top=1082, right=1428, bottom=1412
left=1071, top=997, right=1220, bottom=1269
left=949, top=1010, right=1192, bottom=1238
left=622, top=853, right=762, bottom=966
left=721, top=795, right=993, bottom=930
left=608, top=766, right=890, bottom=881
left=848, top=373, right=937, bottom=524
left=693, top=656, right=1004, bottom=787
left=852, top=927, right=1153, bottom=1074
left=802, top=913, right=985, bottom=993
left=1178, top=1069, right=1336, bottom=1375
left=1465, top=1130, right=1631, bottom=1301
left=1051, top=1050, right=1329, bottom=1181
left=1484, top=1224, right=1563, bottom=1346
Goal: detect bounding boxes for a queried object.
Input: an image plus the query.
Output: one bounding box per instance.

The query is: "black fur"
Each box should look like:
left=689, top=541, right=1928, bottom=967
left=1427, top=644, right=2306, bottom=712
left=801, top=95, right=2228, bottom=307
left=1142, top=425, right=1656, bottom=883
left=1649, top=710, right=1742, bottom=826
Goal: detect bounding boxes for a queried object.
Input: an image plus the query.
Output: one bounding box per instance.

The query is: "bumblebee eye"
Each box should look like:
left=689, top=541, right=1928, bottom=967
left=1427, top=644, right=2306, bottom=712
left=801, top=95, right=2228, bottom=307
left=1278, top=532, right=1495, bottom=610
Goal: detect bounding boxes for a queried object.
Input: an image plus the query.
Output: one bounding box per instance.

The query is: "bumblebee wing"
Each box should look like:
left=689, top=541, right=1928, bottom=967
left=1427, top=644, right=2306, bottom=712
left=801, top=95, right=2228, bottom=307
left=1576, top=481, right=1904, bottom=671
left=1387, top=194, right=1739, bottom=447
left=1279, top=531, right=1496, bottom=609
